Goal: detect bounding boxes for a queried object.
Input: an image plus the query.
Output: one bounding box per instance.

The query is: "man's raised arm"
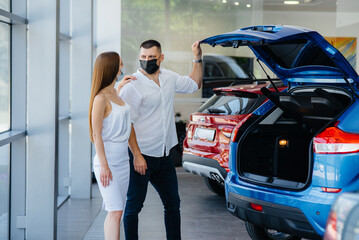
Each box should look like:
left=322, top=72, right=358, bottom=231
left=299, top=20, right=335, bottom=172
left=189, top=41, right=203, bottom=89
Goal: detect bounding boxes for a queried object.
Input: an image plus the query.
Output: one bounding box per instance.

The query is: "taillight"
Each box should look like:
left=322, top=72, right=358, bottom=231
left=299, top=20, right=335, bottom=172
left=321, top=187, right=342, bottom=193
left=231, top=114, right=253, bottom=142
left=313, top=125, right=359, bottom=154
left=250, top=203, right=263, bottom=212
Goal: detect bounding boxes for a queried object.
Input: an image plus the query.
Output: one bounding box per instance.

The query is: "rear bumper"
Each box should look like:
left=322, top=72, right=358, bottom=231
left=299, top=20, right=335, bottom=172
left=182, top=153, right=227, bottom=181
left=227, top=192, right=322, bottom=240
left=225, top=170, right=337, bottom=238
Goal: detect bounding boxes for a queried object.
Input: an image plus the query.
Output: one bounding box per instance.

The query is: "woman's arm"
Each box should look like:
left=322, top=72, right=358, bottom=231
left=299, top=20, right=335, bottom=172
left=116, top=75, right=137, bottom=95
left=92, top=95, right=112, bottom=187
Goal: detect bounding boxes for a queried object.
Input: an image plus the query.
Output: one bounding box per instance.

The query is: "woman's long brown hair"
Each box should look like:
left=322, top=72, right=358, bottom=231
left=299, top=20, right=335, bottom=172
left=89, top=52, right=120, bottom=142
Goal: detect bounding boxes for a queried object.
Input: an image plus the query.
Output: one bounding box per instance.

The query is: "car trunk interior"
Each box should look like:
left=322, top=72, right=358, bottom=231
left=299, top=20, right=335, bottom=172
left=238, top=86, right=353, bottom=189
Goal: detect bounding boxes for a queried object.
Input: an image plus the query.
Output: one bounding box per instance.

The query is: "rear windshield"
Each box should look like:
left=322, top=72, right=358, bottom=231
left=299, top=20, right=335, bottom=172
left=256, top=40, right=337, bottom=69
left=204, top=62, right=237, bottom=78
left=198, top=94, right=260, bottom=115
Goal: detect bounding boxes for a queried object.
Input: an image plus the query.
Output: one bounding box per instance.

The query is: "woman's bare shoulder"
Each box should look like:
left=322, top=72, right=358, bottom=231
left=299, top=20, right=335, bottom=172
left=93, top=94, right=108, bottom=109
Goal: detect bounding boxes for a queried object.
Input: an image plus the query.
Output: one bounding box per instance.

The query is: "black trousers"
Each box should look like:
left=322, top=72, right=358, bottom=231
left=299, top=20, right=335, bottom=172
left=124, top=151, right=181, bottom=240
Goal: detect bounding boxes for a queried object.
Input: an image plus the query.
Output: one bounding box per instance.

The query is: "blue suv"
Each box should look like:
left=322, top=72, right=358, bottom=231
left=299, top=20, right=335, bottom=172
left=201, top=25, right=359, bottom=240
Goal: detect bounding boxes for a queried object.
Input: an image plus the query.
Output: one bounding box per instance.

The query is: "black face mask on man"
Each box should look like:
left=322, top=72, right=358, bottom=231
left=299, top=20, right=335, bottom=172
left=140, top=57, right=160, bottom=74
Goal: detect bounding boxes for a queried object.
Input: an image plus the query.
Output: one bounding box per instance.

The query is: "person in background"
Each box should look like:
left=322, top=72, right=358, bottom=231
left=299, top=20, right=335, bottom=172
left=89, top=51, right=139, bottom=240
left=119, top=40, right=203, bottom=240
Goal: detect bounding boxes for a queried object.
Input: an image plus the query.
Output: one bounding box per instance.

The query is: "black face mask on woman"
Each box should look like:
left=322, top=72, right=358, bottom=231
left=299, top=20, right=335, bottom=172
left=140, top=58, right=160, bottom=74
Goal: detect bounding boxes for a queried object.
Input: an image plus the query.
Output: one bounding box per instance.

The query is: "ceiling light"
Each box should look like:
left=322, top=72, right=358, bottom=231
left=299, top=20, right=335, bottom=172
left=234, top=2, right=240, bottom=5
left=246, top=4, right=251, bottom=7
left=284, top=1, right=300, bottom=4
left=223, top=0, right=227, bottom=3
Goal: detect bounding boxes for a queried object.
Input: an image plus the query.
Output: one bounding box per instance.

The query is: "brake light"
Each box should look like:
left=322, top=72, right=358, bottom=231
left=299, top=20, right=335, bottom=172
left=321, top=187, right=342, bottom=193
left=313, top=125, right=359, bottom=154
left=250, top=203, right=263, bottom=212
left=231, top=114, right=252, bottom=142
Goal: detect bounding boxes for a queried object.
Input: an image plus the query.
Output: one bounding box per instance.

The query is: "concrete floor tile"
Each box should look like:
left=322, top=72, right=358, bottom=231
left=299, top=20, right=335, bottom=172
left=58, top=168, right=253, bottom=240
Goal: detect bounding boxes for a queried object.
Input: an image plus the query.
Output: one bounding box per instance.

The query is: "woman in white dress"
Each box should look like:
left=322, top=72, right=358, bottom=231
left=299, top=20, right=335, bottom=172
left=89, top=52, right=136, bottom=240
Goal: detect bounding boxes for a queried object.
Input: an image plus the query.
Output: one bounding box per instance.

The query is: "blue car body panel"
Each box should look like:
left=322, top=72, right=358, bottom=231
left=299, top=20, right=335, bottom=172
left=337, top=100, right=359, bottom=134
left=204, top=25, right=359, bottom=238
left=201, top=25, right=359, bottom=87
left=226, top=96, right=359, bottom=238
left=227, top=142, right=336, bottom=236
left=312, top=153, right=359, bottom=190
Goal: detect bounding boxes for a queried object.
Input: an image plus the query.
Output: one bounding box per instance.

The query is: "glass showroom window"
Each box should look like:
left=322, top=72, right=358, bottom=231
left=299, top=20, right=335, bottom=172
left=0, top=144, right=10, bottom=239
left=0, top=23, right=10, bottom=133
left=57, top=0, right=71, bottom=208
left=0, top=0, right=9, bottom=11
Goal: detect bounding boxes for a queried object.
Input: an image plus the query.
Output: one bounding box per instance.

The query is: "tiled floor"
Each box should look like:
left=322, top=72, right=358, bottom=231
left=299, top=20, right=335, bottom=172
left=57, top=181, right=103, bottom=240
left=58, top=168, right=251, bottom=240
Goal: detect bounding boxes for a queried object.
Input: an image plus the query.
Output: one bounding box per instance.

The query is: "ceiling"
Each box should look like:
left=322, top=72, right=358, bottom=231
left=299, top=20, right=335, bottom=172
left=263, top=0, right=337, bottom=12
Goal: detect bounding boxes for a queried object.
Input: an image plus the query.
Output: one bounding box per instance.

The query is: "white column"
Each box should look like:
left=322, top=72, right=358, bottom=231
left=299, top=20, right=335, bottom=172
left=58, top=0, right=71, bottom=203
left=26, top=0, right=59, bottom=239
left=95, top=0, right=122, bottom=55
left=70, top=0, right=93, bottom=198
left=11, top=0, right=27, bottom=238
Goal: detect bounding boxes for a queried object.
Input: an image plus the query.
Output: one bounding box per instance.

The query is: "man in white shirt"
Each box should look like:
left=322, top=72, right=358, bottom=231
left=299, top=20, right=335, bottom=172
left=119, top=39, right=202, bottom=240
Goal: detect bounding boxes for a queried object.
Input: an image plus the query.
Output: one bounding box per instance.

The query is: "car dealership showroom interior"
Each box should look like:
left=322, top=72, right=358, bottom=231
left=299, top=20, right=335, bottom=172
left=1, top=0, right=359, bottom=239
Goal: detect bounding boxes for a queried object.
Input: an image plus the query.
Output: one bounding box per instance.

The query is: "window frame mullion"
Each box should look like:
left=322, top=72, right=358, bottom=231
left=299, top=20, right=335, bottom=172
left=0, top=8, right=28, bottom=24
left=0, top=131, right=26, bottom=147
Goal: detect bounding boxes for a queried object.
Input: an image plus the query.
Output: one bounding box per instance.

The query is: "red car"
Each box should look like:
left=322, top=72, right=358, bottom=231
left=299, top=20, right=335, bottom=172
left=182, top=82, right=285, bottom=195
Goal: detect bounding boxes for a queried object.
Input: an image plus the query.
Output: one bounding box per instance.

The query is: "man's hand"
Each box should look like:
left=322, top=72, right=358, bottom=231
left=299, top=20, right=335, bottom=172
left=133, top=154, right=147, bottom=175
left=189, top=41, right=203, bottom=89
left=192, top=41, right=202, bottom=60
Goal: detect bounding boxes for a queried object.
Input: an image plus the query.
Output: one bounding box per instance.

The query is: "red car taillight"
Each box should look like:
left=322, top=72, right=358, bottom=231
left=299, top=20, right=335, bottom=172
left=313, top=124, right=359, bottom=154
left=321, top=187, right=342, bottom=193
left=250, top=203, right=263, bottom=212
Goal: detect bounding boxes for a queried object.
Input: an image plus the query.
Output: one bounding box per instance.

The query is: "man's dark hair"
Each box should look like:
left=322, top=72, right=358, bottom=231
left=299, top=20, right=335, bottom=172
left=140, top=39, right=161, bottom=52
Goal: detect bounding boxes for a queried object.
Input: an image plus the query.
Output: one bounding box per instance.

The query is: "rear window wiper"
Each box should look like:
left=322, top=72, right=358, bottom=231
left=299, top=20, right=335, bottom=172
left=207, top=108, right=226, bottom=114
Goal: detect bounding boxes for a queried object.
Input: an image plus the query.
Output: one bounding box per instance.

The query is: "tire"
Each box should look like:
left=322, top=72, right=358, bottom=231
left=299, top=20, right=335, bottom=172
left=245, top=222, right=301, bottom=240
left=204, top=177, right=225, bottom=196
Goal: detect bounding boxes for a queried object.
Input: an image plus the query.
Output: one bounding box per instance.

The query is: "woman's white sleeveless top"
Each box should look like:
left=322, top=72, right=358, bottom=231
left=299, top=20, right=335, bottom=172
left=94, top=97, right=131, bottom=166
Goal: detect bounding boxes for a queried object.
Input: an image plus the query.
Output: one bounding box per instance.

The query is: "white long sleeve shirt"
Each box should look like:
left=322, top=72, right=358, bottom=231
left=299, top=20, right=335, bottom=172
left=119, top=68, right=198, bottom=157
